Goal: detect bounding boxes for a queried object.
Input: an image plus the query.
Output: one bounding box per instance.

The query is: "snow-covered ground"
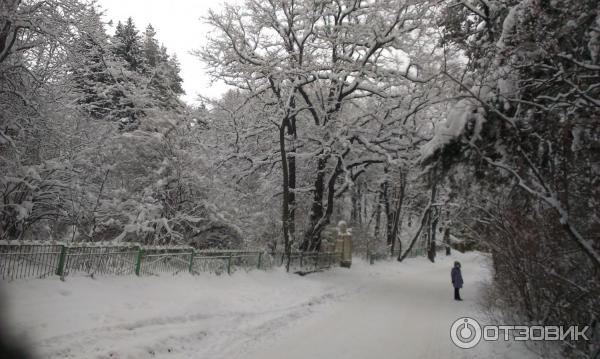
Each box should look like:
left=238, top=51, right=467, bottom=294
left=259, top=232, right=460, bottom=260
left=2, top=252, right=536, bottom=358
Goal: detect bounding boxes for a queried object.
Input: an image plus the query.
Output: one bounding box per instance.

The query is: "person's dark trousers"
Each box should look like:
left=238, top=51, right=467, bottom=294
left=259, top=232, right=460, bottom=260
left=454, top=288, right=462, bottom=300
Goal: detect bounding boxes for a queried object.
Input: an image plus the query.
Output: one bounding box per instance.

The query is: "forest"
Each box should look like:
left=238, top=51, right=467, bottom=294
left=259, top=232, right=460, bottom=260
left=1, top=0, right=599, bottom=357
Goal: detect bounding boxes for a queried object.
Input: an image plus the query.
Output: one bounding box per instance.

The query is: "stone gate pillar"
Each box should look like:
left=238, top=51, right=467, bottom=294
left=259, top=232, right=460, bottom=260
left=335, top=220, right=352, bottom=268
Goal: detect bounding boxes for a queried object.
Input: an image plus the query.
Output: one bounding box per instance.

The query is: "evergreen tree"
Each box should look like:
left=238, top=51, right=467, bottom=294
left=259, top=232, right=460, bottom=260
left=144, top=41, right=184, bottom=111
left=71, top=12, right=146, bottom=126
left=166, top=54, right=184, bottom=96
left=427, top=2, right=600, bottom=356
left=113, top=17, right=145, bottom=72
left=71, top=7, right=115, bottom=119
left=73, top=15, right=186, bottom=125
left=143, top=24, right=160, bottom=68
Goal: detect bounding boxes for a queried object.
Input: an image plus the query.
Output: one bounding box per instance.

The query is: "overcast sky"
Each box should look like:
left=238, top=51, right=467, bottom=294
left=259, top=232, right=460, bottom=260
left=97, top=0, right=233, bottom=105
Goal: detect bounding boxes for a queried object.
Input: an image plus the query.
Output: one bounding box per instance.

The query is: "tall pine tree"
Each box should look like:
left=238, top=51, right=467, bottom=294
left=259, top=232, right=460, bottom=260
left=142, top=27, right=184, bottom=111
left=113, top=17, right=145, bottom=72
left=143, top=24, right=160, bottom=68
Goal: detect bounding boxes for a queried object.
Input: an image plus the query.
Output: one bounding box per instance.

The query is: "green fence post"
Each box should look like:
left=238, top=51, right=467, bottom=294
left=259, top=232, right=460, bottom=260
left=300, top=252, right=304, bottom=267
left=257, top=252, right=262, bottom=270
left=227, top=253, right=233, bottom=275
left=135, top=248, right=143, bottom=276
left=56, top=245, right=68, bottom=276
left=188, top=251, right=195, bottom=274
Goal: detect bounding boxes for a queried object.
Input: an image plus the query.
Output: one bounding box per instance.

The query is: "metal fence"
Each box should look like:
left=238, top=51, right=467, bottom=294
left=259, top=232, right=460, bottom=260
left=397, top=246, right=429, bottom=259
left=62, top=246, right=139, bottom=277
left=0, top=242, right=340, bottom=281
left=271, top=251, right=339, bottom=272
left=0, top=243, right=62, bottom=280
left=367, top=245, right=429, bottom=263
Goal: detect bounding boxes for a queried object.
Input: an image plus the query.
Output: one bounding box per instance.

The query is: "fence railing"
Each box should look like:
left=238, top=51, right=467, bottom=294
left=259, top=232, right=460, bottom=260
left=0, top=243, right=339, bottom=281
left=396, top=246, right=429, bottom=258
left=271, top=251, right=339, bottom=272
left=0, top=243, right=62, bottom=280
left=367, top=245, right=428, bottom=263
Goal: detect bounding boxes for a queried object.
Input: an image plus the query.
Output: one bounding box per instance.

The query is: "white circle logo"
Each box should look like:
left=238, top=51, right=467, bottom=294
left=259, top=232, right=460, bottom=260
left=450, top=317, right=482, bottom=349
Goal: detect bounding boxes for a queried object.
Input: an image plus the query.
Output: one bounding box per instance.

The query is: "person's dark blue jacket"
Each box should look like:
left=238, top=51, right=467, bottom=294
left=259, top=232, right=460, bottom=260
left=451, top=262, right=463, bottom=289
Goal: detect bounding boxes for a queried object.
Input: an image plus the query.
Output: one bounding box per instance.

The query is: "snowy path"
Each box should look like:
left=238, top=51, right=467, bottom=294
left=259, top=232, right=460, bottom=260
left=240, top=253, right=531, bottom=359
left=2, top=252, right=534, bottom=358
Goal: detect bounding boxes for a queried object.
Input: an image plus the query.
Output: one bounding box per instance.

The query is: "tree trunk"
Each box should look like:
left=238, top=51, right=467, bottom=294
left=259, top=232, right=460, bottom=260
left=349, top=180, right=364, bottom=227
left=305, top=158, right=343, bottom=251
left=373, top=189, right=383, bottom=242
left=287, top=117, right=297, bottom=243
left=310, top=159, right=342, bottom=251
left=301, top=155, right=328, bottom=251
left=427, top=172, right=437, bottom=263
left=0, top=0, right=21, bottom=64
left=382, top=178, right=392, bottom=247
left=444, top=227, right=451, bottom=256
left=389, top=171, right=406, bottom=256
left=398, top=202, right=432, bottom=262
left=278, top=124, right=291, bottom=270
left=429, top=204, right=438, bottom=263
left=357, top=181, right=363, bottom=226
left=351, top=178, right=359, bottom=225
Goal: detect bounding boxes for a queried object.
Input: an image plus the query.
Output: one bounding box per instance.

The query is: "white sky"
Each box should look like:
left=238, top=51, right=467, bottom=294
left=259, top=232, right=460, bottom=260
left=96, top=0, right=234, bottom=105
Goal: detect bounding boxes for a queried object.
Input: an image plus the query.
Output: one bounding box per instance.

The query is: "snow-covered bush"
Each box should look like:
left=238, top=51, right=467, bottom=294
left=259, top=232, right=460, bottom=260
left=427, top=1, right=600, bottom=357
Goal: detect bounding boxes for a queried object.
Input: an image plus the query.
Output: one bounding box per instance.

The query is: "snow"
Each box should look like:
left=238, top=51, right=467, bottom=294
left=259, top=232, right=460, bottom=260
left=449, top=234, right=464, bottom=243
left=589, top=10, right=600, bottom=64
left=420, top=95, right=486, bottom=162
left=476, top=21, right=487, bottom=32
left=496, top=1, right=527, bottom=50
left=2, top=252, right=536, bottom=359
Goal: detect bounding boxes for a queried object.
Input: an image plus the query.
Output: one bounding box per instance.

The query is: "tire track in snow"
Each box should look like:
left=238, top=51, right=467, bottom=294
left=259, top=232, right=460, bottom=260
left=33, top=290, right=352, bottom=358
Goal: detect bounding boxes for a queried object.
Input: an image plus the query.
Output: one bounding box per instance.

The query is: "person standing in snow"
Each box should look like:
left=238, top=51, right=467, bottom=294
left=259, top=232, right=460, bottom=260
left=451, top=261, right=463, bottom=301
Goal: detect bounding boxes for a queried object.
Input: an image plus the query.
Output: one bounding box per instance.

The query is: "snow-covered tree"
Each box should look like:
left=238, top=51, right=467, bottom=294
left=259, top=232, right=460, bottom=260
left=422, top=1, right=600, bottom=356
left=0, top=1, right=237, bottom=249
left=200, top=0, right=448, bottom=258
